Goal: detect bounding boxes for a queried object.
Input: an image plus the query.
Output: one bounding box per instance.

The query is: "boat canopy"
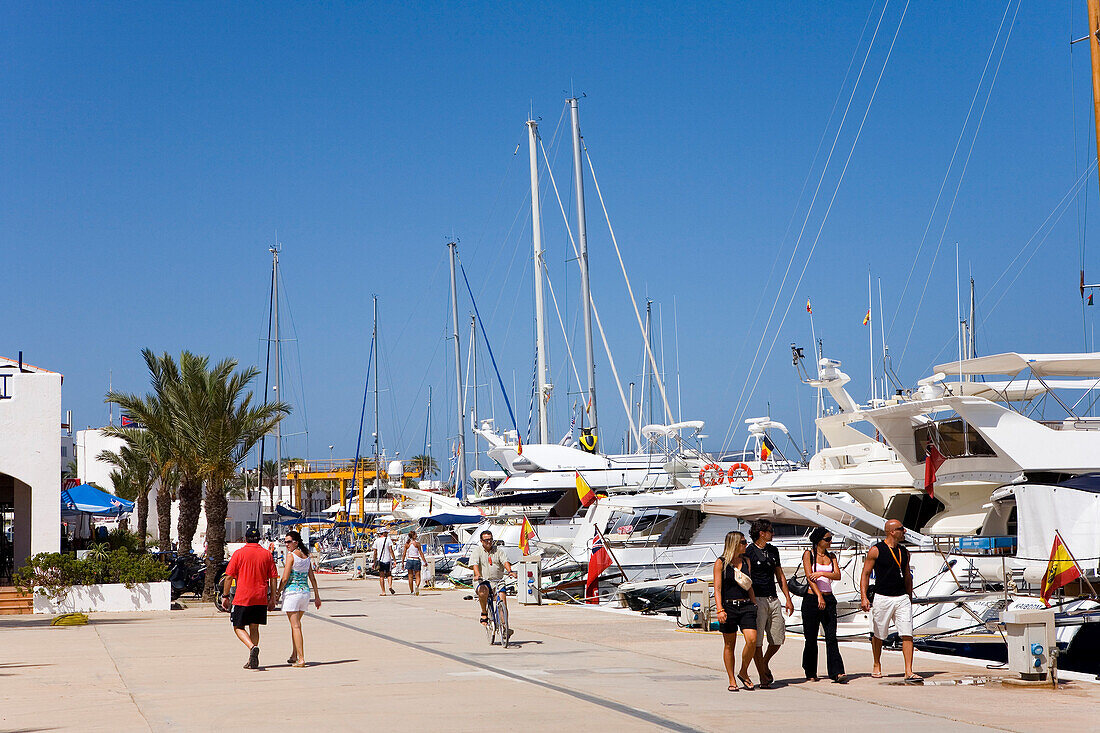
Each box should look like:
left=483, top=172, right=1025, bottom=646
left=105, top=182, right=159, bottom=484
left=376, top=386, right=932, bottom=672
left=934, top=352, right=1100, bottom=378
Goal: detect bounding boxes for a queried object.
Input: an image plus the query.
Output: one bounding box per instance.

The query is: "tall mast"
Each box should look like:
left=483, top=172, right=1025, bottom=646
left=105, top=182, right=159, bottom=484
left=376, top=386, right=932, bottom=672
left=448, top=242, right=467, bottom=500
left=373, top=295, right=380, bottom=513
left=470, top=314, right=479, bottom=471
left=1089, top=0, right=1100, bottom=202
left=271, top=243, right=283, bottom=506
left=528, top=119, right=551, bottom=444
left=569, top=97, right=598, bottom=438
left=968, top=276, right=976, bottom=362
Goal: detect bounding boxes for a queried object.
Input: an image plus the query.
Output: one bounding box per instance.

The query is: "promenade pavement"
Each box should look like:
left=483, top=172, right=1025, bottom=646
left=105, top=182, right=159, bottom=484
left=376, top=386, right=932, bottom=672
left=1, top=575, right=1096, bottom=732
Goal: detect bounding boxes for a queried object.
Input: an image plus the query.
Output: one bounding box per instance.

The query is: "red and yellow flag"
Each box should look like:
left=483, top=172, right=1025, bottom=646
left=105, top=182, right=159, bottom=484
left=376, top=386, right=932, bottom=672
left=575, top=471, right=596, bottom=507
left=862, top=308, right=871, bottom=326
left=519, top=515, right=536, bottom=556
left=1041, top=531, right=1083, bottom=606
left=806, top=299, right=812, bottom=314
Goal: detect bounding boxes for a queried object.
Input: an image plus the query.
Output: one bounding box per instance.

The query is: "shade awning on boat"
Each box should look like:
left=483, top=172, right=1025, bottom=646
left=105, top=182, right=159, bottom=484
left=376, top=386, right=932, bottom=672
left=701, top=494, right=854, bottom=524
left=418, top=513, right=484, bottom=527
left=934, top=352, right=1100, bottom=378
left=61, top=484, right=134, bottom=516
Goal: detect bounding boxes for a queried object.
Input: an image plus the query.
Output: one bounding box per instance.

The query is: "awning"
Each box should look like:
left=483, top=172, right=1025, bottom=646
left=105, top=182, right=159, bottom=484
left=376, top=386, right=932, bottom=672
left=418, top=513, right=484, bottom=527
left=934, top=352, right=1100, bottom=378
left=61, top=484, right=134, bottom=516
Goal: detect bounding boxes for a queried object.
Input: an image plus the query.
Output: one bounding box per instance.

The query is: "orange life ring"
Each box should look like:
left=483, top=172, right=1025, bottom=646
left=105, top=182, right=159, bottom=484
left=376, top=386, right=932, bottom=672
left=698, top=463, right=725, bottom=486
left=727, top=463, right=754, bottom=482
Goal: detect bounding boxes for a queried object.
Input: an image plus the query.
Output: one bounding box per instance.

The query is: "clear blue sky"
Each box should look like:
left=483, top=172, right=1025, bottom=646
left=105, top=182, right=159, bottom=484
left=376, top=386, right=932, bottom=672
left=5, top=2, right=1097, bottom=465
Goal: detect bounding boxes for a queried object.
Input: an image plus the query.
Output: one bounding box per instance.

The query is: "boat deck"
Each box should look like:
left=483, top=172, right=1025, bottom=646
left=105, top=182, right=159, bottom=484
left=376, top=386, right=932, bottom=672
left=1, top=576, right=1096, bottom=731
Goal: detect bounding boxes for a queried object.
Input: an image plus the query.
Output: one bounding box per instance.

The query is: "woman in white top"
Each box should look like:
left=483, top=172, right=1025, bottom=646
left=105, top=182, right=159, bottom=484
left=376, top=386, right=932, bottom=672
left=401, top=530, right=428, bottom=595
left=800, top=526, right=845, bottom=683
left=278, top=530, right=322, bottom=668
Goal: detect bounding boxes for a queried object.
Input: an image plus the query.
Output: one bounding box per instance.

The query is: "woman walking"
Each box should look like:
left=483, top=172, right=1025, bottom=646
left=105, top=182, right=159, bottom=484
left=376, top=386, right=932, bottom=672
left=713, top=531, right=759, bottom=691
left=278, top=530, right=322, bottom=667
left=401, top=530, right=428, bottom=595
left=801, top=526, right=845, bottom=683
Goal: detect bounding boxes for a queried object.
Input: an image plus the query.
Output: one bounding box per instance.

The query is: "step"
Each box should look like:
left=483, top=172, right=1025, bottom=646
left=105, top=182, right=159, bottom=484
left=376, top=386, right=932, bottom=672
left=0, top=586, right=34, bottom=615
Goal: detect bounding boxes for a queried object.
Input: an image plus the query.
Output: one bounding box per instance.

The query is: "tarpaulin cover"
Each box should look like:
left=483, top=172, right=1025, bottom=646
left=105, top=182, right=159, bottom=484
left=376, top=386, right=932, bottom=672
left=418, top=513, right=483, bottom=527
left=61, top=484, right=134, bottom=516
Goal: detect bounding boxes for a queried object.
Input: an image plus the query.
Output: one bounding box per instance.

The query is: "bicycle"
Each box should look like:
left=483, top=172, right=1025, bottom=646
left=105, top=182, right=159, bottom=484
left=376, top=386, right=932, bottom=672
left=480, top=577, right=515, bottom=648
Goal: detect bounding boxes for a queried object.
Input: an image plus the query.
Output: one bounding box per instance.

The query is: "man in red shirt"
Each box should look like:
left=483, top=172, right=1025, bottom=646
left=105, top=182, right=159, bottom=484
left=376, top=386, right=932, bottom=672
left=222, top=527, right=278, bottom=669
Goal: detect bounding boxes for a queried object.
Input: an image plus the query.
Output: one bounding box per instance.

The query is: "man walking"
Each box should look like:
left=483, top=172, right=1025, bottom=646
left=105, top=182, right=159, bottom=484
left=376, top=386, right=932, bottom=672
left=746, top=519, right=795, bottom=687
left=222, top=527, right=278, bottom=670
left=860, top=519, right=919, bottom=682
left=372, top=527, right=395, bottom=596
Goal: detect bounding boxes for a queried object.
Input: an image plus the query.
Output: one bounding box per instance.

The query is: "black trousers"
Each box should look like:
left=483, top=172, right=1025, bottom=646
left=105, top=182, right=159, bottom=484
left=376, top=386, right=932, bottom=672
left=801, top=593, right=844, bottom=679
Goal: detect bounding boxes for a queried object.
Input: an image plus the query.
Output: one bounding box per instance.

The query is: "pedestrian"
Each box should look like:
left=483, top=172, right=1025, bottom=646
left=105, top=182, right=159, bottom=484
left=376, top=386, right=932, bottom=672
left=746, top=518, right=795, bottom=688
left=801, top=526, right=845, bottom=683
left=372, top=527, right=395, bottom=596
left=401, top=530, right=427, bottom=595
left=278, top=530, right=322, bottom=668
left=222, top=527, right=279, bottom=670
left=713, top=531, right=758, bottom=692
left=860, top=519, right=919, bottom=682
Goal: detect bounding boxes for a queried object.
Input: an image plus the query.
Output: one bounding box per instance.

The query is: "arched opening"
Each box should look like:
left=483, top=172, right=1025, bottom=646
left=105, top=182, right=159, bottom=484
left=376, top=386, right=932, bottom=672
left=0, top=472, right=34, bottom=584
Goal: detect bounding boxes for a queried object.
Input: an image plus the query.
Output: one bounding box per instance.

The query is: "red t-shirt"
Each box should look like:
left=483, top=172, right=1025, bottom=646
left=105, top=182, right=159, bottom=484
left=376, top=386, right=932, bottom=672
left=225, top=543, right=277, bottom=606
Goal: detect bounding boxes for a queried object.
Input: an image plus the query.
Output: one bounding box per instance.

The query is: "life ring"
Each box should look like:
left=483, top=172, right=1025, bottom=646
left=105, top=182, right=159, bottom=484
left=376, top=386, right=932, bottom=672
left=727, top=463, right=754, bottom=482
left=698, top=463, right=725, bottom=486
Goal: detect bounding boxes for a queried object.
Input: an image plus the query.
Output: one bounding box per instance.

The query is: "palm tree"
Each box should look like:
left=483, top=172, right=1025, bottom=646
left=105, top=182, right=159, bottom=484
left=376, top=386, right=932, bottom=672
left=408, top=454, right=439, bottom=478
left=98, top=433, right=157, bottom=550
left=259, top=458, right=281, bottom=511
left=170, top=357, right=288, bottom=601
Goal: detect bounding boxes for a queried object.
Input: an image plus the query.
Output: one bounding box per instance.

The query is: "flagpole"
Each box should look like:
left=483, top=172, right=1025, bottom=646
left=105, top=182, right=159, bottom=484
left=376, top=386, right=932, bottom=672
left=868, top=270, right=875, bottom=403
left=807, top=300, right=820, bottom=454
left=1057, top=529, right=1098, bottom=599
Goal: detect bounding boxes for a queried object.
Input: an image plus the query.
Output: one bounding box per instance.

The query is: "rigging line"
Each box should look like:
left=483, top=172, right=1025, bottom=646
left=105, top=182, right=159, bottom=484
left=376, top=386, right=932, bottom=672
left=538, top=136, right=640, bottom=443
left=541, top=264, right=586, bottom=401
left=583, top=142, right=674, bottom=424
left=458, top=262, right=519, bottom=430
left=721, top=0, right=894, bottom=451
left=896, top=0, right=1021, bottom=369
left=733, top=0, right=881, bottom=384
left=348, top=333, right=375, bottom=516
left=887, top=0, right=1016, bottom=336
left=914, top=158, right=1099, bottom=377
left=1070, top=2, right=1087, bottom=351
left=276, top=264, right=310, bottom=457
left=729, top=0, right=911, bottom=446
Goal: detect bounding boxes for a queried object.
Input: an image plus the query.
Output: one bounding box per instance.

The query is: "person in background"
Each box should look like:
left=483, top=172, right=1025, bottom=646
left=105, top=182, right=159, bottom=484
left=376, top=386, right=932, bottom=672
left=372, top=527, right=395, bottom=596
left=713, top=531, right=758, bottom=692
left=222, top=527, right=278, bottom=670
left=746, top=518, right=794, bottom=688
left=801, top=526, right=845, bottom=683
left=278, top=530, right=321, bottom=667
left=861, top=519, right=919, bottom=682
left=401, top=530, right=427, bottom=595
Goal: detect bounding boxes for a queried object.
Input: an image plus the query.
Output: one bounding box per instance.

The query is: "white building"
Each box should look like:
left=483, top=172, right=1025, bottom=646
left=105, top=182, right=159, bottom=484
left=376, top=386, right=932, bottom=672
left=75, top=428, right=127, bottom=490
left=0, top=356, right=62, bottom=573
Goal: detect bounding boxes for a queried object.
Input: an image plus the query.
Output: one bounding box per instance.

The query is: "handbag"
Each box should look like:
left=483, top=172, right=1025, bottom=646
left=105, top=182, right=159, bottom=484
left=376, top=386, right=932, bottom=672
left=732, top=562, right=752, bottom=591
left=786, top=551, right=811, bottom=597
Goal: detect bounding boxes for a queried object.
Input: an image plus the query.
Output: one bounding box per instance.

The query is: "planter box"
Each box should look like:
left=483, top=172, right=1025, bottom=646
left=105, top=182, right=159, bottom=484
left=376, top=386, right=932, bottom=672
left=34, top=581, right=171, bottom=614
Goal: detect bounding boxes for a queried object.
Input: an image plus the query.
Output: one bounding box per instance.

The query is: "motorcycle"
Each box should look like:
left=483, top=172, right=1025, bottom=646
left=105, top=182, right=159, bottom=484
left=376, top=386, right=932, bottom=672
left=168, top=553, right=230, bottom=605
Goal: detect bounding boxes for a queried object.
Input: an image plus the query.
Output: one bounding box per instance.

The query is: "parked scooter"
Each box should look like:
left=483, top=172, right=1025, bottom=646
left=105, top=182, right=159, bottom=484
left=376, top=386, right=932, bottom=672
left=168, top=553, right=230, bottom=603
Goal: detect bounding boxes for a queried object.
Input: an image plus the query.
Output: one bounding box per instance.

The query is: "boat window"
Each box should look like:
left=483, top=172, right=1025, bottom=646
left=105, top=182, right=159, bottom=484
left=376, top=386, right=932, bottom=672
left=913, top=419, right=996, bottom=460
left=605, top=509, right=678, bottom=540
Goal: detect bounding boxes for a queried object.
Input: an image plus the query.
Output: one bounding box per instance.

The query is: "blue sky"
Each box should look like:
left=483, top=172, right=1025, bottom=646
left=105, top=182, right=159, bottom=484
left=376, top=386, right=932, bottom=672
left=5, top=1, right=1097, bottom=466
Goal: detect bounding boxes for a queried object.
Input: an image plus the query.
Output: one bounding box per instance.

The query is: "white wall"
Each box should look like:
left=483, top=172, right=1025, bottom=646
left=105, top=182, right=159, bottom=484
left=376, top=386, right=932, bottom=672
left=75, top=428, right=127, bottom=490
left=0, top=361, right=62, bottom=567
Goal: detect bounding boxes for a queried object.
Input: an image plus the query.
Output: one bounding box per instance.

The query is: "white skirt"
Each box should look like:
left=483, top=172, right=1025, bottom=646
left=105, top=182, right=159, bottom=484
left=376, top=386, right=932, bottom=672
left=282, top=590, right=310, bottom=612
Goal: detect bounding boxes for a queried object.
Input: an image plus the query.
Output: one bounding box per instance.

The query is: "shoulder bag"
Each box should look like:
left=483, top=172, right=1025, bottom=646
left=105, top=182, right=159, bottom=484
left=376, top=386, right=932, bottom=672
left=785, top=550, right=811, bottom=597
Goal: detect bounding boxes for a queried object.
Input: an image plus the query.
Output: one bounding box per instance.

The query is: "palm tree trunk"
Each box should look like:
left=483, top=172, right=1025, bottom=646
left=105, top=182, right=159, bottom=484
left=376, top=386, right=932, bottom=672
left=157, top=485, right=172, bottom=550
left=137, top=489, right=149, bottom=552
left=202, top=481, right=229, bottom=601
left=176, top=477, right=203, bottom=553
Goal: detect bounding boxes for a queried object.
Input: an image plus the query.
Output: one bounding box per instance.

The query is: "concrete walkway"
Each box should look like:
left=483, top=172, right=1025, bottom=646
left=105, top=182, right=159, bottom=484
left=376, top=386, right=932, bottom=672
left=1, top=576, right=1096, bottom=732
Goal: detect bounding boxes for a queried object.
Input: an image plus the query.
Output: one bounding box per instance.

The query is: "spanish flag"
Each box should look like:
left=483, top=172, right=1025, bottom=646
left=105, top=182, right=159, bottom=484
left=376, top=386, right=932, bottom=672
left=575, top=471, right=596, bottom=507
left=1041, top=531, right=1083, bottom=606
left=862, top=308, right=871, bottom=326
left=519, top=515, right=536, bottom=556
left=806, top=299, right=812, bottom=314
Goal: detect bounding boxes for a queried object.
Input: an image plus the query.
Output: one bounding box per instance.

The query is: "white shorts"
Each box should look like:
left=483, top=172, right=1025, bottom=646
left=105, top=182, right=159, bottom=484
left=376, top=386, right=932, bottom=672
left=282, top=591, right=310, bottom=612
left=871, top=594, right=913, bottom=639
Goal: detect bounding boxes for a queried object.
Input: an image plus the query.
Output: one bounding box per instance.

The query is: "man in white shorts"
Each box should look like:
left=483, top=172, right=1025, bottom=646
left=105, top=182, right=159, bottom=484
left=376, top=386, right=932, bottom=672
left=860, top=519, right=918, bottom=682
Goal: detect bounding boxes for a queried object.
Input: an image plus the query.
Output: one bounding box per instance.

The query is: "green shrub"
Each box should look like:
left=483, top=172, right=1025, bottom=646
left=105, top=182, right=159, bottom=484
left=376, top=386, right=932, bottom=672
left=14, top=548, right=168, bottom=601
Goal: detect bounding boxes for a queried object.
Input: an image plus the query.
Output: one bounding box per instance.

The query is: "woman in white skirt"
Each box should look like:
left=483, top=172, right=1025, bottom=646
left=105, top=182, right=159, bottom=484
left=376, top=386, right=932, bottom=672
left=278, top=530, right=321, bottom=667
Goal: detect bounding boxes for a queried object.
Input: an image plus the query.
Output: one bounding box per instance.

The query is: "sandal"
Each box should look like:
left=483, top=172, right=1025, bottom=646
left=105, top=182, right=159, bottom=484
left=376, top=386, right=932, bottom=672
left=287, top=654, right=297, bottom=664
left=292, top=661, right=306, bottom=668
left=480, top=613, right=489, bottom=625
left=736, top=673, right=754, bottom=690
left=870, top=671, right=883, bottom=679
left=831, top=674, right=848, bottom=684
left=903, top=675, right=924, bottom=684
left=762, top=670, right=775, bottom=687
left=727, top=685, right=738, bottom=692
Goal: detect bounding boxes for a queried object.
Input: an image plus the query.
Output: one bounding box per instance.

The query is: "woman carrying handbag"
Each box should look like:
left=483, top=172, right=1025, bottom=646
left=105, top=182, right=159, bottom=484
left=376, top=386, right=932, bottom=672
left=800, top=526, right=846, bottom=683
left=713, top=531, right=759, bottom=691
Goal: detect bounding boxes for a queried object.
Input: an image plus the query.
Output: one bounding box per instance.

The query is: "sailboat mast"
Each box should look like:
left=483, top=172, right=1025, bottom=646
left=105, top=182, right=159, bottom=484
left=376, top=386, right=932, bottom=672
left=373, top=295, right=380, bottom=513
left=448, top=241, right=467, bottom=500
left=527, top=119, right=551, bottom=444
left=272, top=243, right=283, bottom=507
left=968, top=276, right=976, bottom=362
left=1089, top=0, right=1100, bottom=202
left=569, top=97, right=598, bottom=437
left=470, top=313, right=479, bottom=471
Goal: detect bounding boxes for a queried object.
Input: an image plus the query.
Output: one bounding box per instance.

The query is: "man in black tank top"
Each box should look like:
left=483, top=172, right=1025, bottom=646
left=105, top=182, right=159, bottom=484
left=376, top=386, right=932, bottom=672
left=860, top=520, right=918, bottom=682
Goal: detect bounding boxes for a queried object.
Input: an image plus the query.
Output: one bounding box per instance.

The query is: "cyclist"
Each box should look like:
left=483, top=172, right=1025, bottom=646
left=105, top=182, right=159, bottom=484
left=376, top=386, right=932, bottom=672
left=469, top=529, right=514, bottom=635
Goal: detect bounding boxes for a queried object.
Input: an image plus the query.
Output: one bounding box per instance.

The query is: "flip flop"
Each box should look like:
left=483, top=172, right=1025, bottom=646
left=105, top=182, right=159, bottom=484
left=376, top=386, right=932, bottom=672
left=870, top=671, right=883, bottom=679
left=737, top=674, right=754, bottom=690
left=762, top=670, right=775, bottom=687
left=727, top=685, right=739, bottom=692
left=832, top=674, right=848, bottom=684
left=903, top=675, right=924, bottom=684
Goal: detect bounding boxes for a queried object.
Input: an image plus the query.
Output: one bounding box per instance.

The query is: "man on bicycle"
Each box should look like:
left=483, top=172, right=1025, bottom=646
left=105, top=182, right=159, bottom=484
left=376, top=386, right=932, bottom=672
left=470, top=529, right=514, bottom=634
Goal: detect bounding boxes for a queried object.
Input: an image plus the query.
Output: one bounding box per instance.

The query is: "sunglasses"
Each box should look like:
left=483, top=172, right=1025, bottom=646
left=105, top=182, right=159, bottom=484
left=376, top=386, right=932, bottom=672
left=284, top=539, right=295, bottom=544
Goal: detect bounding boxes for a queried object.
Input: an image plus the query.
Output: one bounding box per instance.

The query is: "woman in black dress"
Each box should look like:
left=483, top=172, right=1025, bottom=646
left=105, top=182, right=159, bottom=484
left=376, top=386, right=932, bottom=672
left=713, top=531, right=759, bottom=691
